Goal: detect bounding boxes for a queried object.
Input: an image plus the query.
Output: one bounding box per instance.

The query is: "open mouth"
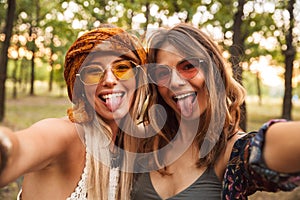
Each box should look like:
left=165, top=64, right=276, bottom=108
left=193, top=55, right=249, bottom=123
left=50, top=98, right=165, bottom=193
left=98, top=92, right=125, bottom=112
left=173, top=92, right=197, bottom=103
left=173, top=92, right=197, bottom=117
left=99, top=92, right=125, bottom=102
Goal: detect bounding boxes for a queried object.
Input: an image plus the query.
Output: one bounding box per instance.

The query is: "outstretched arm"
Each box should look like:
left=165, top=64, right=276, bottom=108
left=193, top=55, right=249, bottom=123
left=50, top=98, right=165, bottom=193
left=264, top=121, right=300, bottom=173
left=0, top=117, right=79, bottom=187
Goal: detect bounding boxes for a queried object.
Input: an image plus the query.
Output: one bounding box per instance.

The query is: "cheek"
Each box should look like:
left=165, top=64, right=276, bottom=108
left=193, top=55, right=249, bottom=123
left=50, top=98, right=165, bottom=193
left=157, top=87, right=176, bottom=110
left=192, top=71, right=206, bottom=92
left=157, top=86, right=169, bottom=100
left=84, top=86, right=97, bottom=106
left=197, top=70, right=206, bottom=85
left=123, top=79, right=136, bottom=100
left=125, top=79, right=136, bottom=91
left=191, top=74, right=208, bottom=109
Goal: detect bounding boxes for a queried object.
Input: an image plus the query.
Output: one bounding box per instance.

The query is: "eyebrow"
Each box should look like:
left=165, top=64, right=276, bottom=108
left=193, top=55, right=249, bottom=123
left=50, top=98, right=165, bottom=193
left=83, top=56, right=137, bottom=68
left=83, top=62, right=103, bottom=67
left=118, top=54, right=139, bottom=63
left=157, top=57, right=204, bottom=68
left=86, top=54, right=137, bottom=65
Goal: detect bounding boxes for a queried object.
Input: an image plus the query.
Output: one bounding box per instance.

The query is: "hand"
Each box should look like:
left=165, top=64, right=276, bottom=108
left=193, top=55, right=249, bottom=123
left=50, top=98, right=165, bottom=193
left=0, top=130, right=12, bottom=175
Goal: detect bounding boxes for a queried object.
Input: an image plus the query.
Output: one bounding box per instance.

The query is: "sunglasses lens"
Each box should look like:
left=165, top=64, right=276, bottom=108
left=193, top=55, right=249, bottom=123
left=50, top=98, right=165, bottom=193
left=80, top=65, right=104, bottom=85
left=148, top=58, right=202, bottom=86
left=176, top=58, right=200, bottom=79
left=112, top=61, right=136, bottom=80
left=148, top=65, right=171, bottom=86
left=79, top=61, right=138, bottom=85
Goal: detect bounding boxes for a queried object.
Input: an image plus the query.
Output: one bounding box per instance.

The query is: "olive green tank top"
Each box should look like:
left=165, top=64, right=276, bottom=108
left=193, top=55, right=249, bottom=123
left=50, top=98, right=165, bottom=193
left=131, top=167, right=222, bottom=200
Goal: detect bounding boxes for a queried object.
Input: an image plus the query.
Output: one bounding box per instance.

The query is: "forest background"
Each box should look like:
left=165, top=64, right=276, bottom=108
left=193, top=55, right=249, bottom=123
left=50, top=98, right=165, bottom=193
left=1, top=0, right=300, bottom=199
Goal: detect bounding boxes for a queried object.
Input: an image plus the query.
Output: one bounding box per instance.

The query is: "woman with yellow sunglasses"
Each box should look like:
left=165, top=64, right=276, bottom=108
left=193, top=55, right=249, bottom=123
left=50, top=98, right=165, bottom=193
left=0, top=24, right=149, bottom=200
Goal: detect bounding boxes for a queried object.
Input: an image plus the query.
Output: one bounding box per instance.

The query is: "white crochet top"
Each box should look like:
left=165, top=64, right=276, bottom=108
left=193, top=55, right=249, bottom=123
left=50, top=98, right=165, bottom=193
left=17, top=154, right=88, bottom=200
left=66, top=155, right=88, bottom=200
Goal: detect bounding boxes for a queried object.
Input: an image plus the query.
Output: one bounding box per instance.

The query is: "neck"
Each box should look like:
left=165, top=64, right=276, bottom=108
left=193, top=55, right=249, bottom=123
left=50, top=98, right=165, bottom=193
left=103, top=119, right=119, bottom=152
left=103, top=119, right=119, bottom=140
left=175, top=117, right=201, bottom=142
left=165, top=141, right=200, bottom=173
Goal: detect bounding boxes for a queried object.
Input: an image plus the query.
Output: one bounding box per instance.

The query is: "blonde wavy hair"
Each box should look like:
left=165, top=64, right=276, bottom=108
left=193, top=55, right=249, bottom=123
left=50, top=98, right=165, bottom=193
left=64, top=25, right=148, bottom=199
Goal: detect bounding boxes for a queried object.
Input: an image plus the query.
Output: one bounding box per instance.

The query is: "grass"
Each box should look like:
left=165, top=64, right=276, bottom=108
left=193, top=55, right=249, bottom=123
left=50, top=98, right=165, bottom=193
left=2, top=95, right=70, bottom=130
left=247, top=96, right=300, bottom=131
left=0, top=94, right=300, bottom=199
left=1, top=81, right=69, bottom=130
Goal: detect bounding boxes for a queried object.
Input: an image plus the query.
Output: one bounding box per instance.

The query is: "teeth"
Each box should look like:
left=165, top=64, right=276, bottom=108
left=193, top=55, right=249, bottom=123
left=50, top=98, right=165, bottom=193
left=174, top=92, right=195, bottom=100
left=101, top=93, right=123, bottom=99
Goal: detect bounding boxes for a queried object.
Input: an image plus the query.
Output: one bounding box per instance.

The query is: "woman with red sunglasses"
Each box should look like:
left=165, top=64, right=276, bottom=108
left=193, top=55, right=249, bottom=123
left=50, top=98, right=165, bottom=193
left=132, top=23, right=300, bottom=200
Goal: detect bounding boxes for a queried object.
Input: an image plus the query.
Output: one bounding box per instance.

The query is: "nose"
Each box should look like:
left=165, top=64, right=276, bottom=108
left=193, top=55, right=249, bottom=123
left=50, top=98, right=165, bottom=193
left=101, top=68, right=117, bottom=87
left=169, top=69, right=186, bottom=88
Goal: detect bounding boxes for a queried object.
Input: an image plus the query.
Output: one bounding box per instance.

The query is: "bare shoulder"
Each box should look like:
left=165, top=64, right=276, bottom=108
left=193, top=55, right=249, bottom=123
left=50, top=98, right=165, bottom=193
left=215, top=131, right=246, bottom=179
left=30, top=117, right=76, bottom=131
left=16, top=117, right=84, bottom=164
left=24, top=117, right=81, bottom=140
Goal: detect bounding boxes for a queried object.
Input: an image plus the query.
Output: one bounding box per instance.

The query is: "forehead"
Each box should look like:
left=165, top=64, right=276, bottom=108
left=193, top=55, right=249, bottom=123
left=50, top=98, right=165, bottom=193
left=83, top=50, right=138, bottom=65
left=155, top=42, right=207, bottom=64
left=156, top=43, right=184, bottom=65
left=94, top=40, right=131, bottom=52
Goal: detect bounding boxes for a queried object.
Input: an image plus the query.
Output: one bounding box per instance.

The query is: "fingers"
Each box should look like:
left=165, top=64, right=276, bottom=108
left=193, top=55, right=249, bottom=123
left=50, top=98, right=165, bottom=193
left=0, top=130, right=12, bottom=175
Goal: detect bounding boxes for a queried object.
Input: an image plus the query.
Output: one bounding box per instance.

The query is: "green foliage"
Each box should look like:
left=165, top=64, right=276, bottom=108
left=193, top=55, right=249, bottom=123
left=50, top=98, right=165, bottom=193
left=0, top=1, right=8, bottom=31
left=6, top=58, right=50, bottom=81
left=1, top=0, right=300, bottom=100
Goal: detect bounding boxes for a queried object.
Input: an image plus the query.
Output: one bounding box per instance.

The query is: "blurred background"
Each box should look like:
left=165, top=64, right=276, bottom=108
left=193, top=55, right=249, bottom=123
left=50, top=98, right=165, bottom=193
left=0, top=0, right=300, bottom=199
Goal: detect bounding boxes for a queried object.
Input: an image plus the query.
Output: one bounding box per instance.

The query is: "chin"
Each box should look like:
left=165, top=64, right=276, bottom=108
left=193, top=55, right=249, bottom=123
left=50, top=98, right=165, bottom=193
left=113, top=108, right=130, bottom=119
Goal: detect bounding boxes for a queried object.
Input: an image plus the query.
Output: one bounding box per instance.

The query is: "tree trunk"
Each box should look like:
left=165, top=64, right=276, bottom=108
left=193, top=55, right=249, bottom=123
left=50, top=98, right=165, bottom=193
left=29, top=43, right=35, bottom=96
left=0, top=0, right=16, bottom=122
left=19, top=58, right=27, bottom=93
left=229, top=0, right=247, bottom=131
left=12, top=59, right=19, bottom=99
left=127, top=0, right=134, bottom=28
left=29, top=0, right=40, bottom=96
left=48, top=55, right=54, bottom=92
left=144, top=1, right=150, bottom=30
left=282, top=0, right=296, bottom=120
left=256, top=72, right=262, bottom=106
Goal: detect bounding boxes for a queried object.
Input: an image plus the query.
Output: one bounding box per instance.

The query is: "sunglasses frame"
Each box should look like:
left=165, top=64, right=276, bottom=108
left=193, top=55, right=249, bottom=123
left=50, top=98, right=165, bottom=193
left=76, top=60, right=141, bottom=85
left=147, top=57, right=205, bottom=86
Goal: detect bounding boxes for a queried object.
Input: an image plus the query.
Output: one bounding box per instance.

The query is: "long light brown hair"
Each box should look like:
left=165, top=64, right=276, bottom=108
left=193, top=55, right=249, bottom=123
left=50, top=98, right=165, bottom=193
left=145, top=23, right=246, bottom=170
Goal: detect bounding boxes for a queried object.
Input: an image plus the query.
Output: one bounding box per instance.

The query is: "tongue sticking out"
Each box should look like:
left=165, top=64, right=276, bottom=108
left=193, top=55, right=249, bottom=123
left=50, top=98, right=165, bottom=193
left=105, top=96, right=122, bottom=112
left=176, top=95, right=195, bottom=117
